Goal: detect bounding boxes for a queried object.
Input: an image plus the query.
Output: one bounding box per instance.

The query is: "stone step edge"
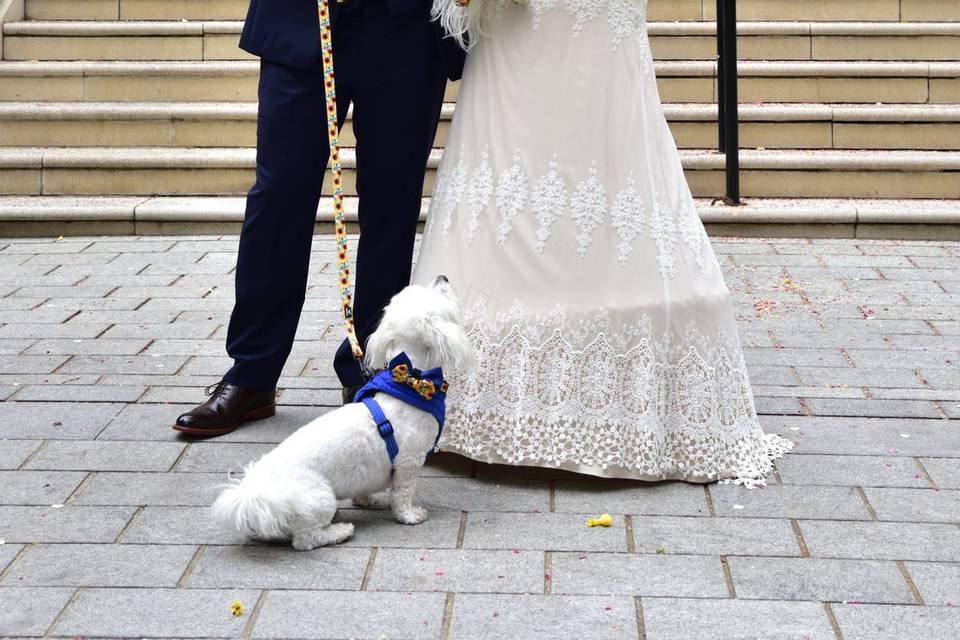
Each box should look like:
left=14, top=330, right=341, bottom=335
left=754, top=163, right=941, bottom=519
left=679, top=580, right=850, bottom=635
left=1, top=196, right=959, bottom=225
left=2, top=60, right=959, bottom=78
left=3, top=147, right=960, bottom=171
left=8, top=20, right=960, bottom=37
left=2, top=101, right=960, bottom=123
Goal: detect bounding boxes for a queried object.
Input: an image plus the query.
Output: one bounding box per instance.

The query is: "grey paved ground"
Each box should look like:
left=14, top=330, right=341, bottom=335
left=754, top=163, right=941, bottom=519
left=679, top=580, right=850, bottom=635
left=0, top=234, right=959, bottom=639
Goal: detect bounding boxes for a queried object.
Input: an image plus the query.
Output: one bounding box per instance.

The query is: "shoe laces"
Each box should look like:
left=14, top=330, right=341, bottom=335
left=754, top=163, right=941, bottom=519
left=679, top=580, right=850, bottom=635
left=205, top=380, right=230, bottom=398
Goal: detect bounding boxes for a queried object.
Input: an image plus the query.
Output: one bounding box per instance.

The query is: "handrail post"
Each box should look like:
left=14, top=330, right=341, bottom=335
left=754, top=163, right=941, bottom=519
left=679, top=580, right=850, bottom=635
left=717, top=0, right=741, bottom=204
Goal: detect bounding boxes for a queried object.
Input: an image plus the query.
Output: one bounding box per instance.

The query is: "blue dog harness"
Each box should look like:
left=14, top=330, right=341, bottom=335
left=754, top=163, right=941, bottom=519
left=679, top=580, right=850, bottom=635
left=354, top=352, right=448, bottom=465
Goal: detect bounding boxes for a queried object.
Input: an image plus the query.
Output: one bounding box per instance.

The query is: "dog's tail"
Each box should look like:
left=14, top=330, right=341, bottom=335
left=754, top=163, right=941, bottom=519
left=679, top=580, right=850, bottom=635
left=211, top=464, right=313, bottom=541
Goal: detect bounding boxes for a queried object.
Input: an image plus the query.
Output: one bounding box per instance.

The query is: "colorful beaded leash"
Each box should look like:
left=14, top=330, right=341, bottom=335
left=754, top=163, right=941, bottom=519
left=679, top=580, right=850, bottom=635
left=318, top=0, right=363, bottom=360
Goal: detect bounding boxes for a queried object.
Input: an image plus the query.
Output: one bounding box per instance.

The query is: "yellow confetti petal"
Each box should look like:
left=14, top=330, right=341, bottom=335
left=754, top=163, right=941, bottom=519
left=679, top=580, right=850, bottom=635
left=586, top=514, right=613, bottom=528
left=230, top=601, right=244, bottom=617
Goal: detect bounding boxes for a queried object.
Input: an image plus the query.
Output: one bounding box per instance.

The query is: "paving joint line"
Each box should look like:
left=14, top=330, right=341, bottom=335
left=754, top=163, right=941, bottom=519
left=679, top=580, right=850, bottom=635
left=41, top=586, right=81, bottom=639
left=113, top=505, right=144, bottom=543
left=439, top=592, right=455, bottom=640
left=625, top=514, right=636, bottom=553
left=64, top=471, right=95, bottom=505
left=634, top=596, right=647, bottom=640
left=360, top=547, right=378, bottom=591
left=548, top=479, right=556, bottom=512
left=544, top=551, right=552, bottom=594
left=703, top=485, right=716, bottom=516
left=240, top=589, right=268, bottom=640
left=823, top=602, right=845, bottom=640
left=913, top=457, right=938, bottom=489
left=896, top=560, right=926, bottom=606
left=855, top=486, right=879, bottom=521
left=17, top=440, right=48, bottom=471
left=720, top=555, right=737, bottom=598
left=455, top=512, right=467, bottom=549
left=176, top=544, right=205, bottom=587
left=790, top=519, right=811, bottom=557
left=0, top=542, right=34, bottom=584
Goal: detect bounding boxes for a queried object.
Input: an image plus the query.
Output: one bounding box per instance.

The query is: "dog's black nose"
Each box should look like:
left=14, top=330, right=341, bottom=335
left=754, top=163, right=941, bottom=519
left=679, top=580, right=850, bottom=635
left=433, top=275, right=449, bottom=285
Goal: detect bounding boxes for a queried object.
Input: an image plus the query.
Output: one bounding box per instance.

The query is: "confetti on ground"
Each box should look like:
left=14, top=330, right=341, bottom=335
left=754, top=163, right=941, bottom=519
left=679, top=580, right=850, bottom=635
left=732, top=504, right=745, bottom=510
left=899, top=433, right=911, bottom=439
left=229, top=601, right=243, bottom=618
left=586, top=514, right=613, bottom=527
left=655, top=547, right=666, bottom=554
left=0, top=539, right=5, bottom=546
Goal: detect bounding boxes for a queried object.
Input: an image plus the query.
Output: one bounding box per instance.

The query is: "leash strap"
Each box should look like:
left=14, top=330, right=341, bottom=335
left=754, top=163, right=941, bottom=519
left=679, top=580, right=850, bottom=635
left=318, top=0, right=363, bottom=360
left=362, top=397, right=400, bottom=464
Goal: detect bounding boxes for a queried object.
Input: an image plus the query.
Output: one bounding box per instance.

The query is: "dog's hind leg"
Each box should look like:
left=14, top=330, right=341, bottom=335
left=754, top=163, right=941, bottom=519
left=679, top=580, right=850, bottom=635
left=353, top=491, right=391, bottom=509
left=289, top=478, right=355, bottom=550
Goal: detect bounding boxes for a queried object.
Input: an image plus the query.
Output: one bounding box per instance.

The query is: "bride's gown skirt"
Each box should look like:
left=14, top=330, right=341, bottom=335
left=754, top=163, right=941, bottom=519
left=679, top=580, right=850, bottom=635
left=413, top=0, right=792, bottom=485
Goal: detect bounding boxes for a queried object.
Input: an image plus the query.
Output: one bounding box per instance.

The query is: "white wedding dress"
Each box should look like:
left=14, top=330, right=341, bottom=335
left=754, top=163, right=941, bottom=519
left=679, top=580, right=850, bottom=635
left=412, top=0, right=793, bottom=485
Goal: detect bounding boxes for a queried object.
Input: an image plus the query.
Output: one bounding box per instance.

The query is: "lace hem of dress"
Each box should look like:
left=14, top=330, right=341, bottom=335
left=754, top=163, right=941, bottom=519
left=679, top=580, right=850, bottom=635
left=441, top=304, right=794, bottom=487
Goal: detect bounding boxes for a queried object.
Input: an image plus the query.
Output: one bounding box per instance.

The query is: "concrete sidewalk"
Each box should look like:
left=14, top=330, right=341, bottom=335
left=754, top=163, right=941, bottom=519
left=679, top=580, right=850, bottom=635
left=0, top=234, right=958, bottom=639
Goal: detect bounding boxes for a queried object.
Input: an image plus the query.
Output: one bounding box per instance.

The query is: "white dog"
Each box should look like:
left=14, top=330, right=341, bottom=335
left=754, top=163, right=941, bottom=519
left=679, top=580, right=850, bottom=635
left=212, top=276, right=474, bottom=550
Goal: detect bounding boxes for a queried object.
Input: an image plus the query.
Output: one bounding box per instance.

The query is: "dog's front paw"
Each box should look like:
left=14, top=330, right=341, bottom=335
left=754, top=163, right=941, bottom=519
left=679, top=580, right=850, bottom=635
left=394, top=505, right=429, bottom=525
left=291, top=522, right=355, bottom=550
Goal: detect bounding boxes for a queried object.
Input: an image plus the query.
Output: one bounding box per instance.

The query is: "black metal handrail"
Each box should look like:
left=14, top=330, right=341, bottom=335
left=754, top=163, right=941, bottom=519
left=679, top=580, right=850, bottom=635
left=716, top=0, right=740, bottom=204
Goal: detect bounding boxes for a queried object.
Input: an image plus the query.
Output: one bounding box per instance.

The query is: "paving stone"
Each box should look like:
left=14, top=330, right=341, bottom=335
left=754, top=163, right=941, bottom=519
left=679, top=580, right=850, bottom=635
left=101, top=321, right=220, bottom=339
left=120, top=506, right=247, bottom=545
left=13, top=384, right=147, bottom=403
left=173, top=442, right=273, bottom=473
left=0, top=470, right=87, bottom=505
left=804, top=397, right=942, bottom=419
left=0, top=402, right=123, bottom=440
left=251, top=590, right=446, bottom=639
left=776, top=454, right=929, bottom=488
left=799, top=521, right=960, bottom=561
left=366, top=548, right=542, bottom=594
left=24, top=338, right=151, bottom=356
left=863, top=487, right=960, bottom=524
left=832, top=603, right=960, bottom=640
left=421, top=451, right=475, bottom=478
left=73, top=471, right=225, bottom=506
left=727, top=557, right=913, bottom=604
left=53, top=587, right=257, bottom=638
left=554, top=480, right=709, bottom=516
left=767, top=416, right=960, bottom=457
left=633, top=516, right=802, bottom=557
left=463, top=512, right=627, bottom=552
left=0, top=384, right=18, bottom=400
left=744, top=348, right=850, bottom=368
left=0, top=322, right=111, bottom=339
left=0, top=543, right=24, bottom=573
left=709, top=484, right=872, bottom=521
left=550, top=552, right=727, bottom=598
left=0, top=506, right=136, bottom=543
left=642, top=598, right=834, bottom=640
left=919, top=458, right=960, bottom=489
left=0, top=339, right=36, bottom=355
left=0, top=440, right=40, bottom=469
left=2, top=543, right=197, bottom=587
left=57, top=354, right=189, bottom=376
left=186, top=545, right=368, bottom=589
left=904, top=562, right=960, bottom=606
left=338, top=507, right=463, bottom=549
left=450, top=594, right=638, bottom=640
left=0, top=587, right=75, bottom=637
left=0, top=355, right=69, bottom=374
left=416, top=477, right=548, bottom=513
left=25, top=440, right=185, bottom=472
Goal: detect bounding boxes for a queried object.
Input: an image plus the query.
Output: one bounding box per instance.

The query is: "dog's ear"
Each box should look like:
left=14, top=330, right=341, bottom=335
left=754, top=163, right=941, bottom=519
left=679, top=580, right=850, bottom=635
left=363, top=324, right=395, bottom=371
left=429, top=319, right=476, bottom=371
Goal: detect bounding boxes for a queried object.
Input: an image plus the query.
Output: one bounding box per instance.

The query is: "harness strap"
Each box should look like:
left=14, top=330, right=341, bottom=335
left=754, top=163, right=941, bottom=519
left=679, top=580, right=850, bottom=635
left=362, top=397, right=399, bottom=464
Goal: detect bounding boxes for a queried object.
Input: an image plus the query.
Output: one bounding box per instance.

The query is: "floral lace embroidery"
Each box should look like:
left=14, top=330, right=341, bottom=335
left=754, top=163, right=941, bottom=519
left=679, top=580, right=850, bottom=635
left=530, top=158, right=568, bottom=252
left=609, top=173, right=645, bottom=265
left=465, top=148, right=494, bottom=243
left=442, top=299, right=793, bottom=486
left=570, top=165, right=606, bottom=258
left=438, top=151, right=467, bottom=238
left=648, top=191, right=678, bottom=278
left=495, top=153, right=530, bottom=245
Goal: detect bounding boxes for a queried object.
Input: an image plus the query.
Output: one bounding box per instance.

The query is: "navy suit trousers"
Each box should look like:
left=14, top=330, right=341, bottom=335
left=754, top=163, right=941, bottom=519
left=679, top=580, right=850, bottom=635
left=224, top=1, right=447, bottom=390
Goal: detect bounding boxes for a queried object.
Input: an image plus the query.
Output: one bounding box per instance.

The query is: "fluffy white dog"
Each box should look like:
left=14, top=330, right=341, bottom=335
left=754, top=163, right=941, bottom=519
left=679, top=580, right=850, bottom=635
left=212, top=276, right=474, bottom=550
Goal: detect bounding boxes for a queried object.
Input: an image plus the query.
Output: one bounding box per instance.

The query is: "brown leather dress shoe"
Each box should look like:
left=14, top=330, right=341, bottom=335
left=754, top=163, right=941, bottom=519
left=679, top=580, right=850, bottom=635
left=173, top=380, right=276, bottom=438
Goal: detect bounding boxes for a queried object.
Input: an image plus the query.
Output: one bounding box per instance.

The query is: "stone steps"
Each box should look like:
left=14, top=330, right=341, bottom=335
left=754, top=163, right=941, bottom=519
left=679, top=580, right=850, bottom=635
left=2, top=194, right=958, bottom=239
left=22, top=0, right=959, bottom=23
left=2, top=147, right=958, bottom=200
left=1, top=101, right=959, bottom=151
left=1, top=60, right=958, bottom=104
left=5, top=20, right=960, bottom=61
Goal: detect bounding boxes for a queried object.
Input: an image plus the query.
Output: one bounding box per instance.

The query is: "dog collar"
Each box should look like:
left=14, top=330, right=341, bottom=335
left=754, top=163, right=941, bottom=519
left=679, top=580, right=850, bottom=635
left=354, top=352, right=448, bottom=464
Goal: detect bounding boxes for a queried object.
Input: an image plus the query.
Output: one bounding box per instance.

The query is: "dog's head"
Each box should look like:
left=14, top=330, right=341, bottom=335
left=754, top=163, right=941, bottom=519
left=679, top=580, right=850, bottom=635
left=364, top=276, right=475, bottom=373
